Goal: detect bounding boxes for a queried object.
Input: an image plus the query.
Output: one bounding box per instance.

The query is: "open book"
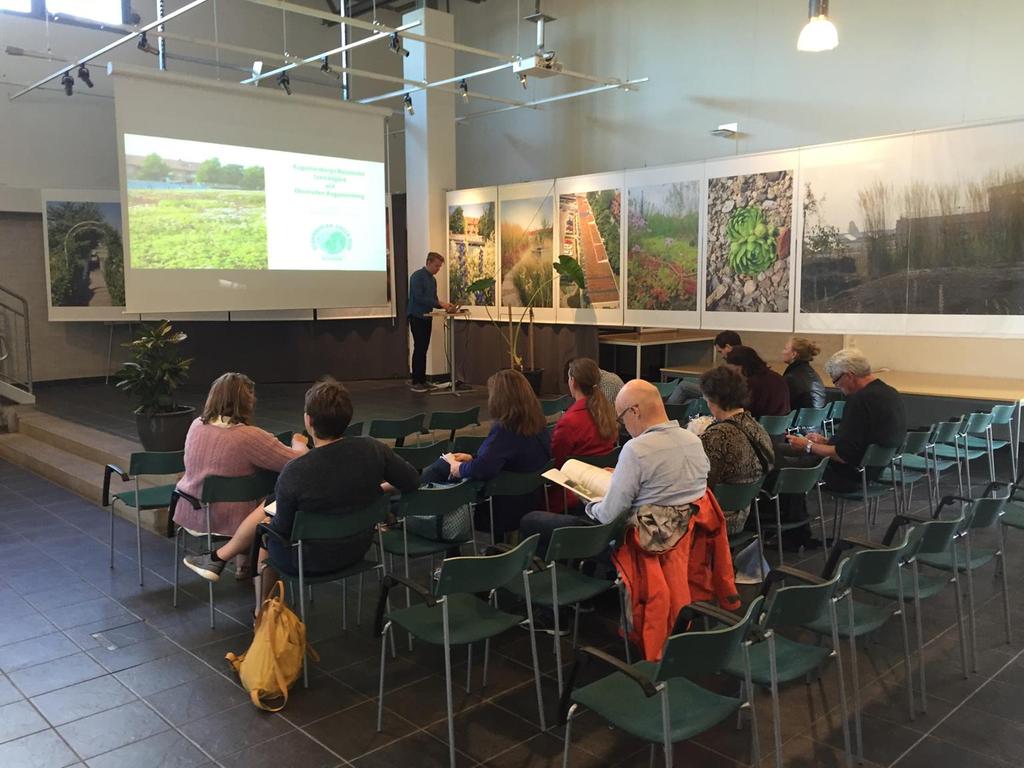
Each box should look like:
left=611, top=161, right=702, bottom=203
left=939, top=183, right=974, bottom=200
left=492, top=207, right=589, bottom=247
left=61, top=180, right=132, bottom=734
left=542, top=459, right=613, bottom=503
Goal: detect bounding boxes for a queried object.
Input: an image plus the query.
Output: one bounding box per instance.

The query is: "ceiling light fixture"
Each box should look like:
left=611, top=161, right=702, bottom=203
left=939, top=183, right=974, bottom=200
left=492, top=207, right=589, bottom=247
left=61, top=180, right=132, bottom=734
left=77, top=64, right=94, bottom=88
left=389, top=32, right=409, bottom=58
left=277, top=71, right=291, bottom=95
left=797, top=0, right=839, bottom=52
left=459, top=78, right=469, bottom=102
left=403, top=93, right=414, bottom=115
left=60, top=71, right=74, bottom=96
left=518, top=72, right=528, bottom=89
left=137, top=32, right=159, bottom=55
left=320, top=56, right=331, bottom=73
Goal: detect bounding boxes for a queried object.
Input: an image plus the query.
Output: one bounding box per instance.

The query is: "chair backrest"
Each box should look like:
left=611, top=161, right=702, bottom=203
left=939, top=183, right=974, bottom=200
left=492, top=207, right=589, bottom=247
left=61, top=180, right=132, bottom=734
left=436, top=534, right=540, bottom=596
left=900, top=430, right=930, bottom=456
left=759, top=413, right=795, bottom=437
left=765, top=459, right=828, bottom=496
left=664, top=403, right=688, bottom=423
left=451, top=434, right=486, bottom=455
left=540, top=396, right=573, bottom=417
left=827, top=400, right=846, bottom=421
left=397, top=480, right=480, bottom=520
left=200, top=471, right=277, bottom=504
left=961, top=411, right=993, bottom=436
left=762, top=561, right=846, bottom=630
left=792, top=406, right=829, bottom=430
left=427, top=407, right=480, bottom=433
left=654, top=381, right=678, bottom=399
left=545, top=519, right=621, bottom=563
left=684, top=398, right=712, bottom=420
left=483, top=467, right=550, bottom=498
left=344, top=421, right=364, bottom=437
left=965, top=496, right=1006, bottom=532
left=845, top=532, right=907, bottom=589
left=129, top=450, right=185, bottom=476
left=368, top=413, right=426, bottom=445
left=657, top=596, right=765, bottom=683
left=394, top=441, right=450, bottom=471
left=861, top=442, right=900, bottom=469
left=291, top=495, right=390, bottom=542
left=568, top=448, right=620, bottom=469
left=989, top=404, right=1015, bottom=426
left=915, top=516, right=962, bottom=556
left=712, top=479, right=764, bottom=513
left=930, top=420, right=961, bottom=445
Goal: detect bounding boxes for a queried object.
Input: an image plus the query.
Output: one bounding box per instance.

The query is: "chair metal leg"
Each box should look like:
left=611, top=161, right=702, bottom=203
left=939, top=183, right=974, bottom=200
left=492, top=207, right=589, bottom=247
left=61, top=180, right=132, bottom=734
left=489, top=497, right=496, bottom=546
left=482, top=638, right=491, bottom=689
left=135, top=479, right=144, bottom=586
left=753, top=498, right=766, bottom=582
left=465, top=644, right=473, bottom=693
left=911, top=561, right=927, bottom=714
left=846, top=594, right=864, bottom=762
left=743, top=641, right=761, bottom=767
left=648, top=743, right=656, bottom=768
left=964, top=537, right=978, bottom=673
left=998, top=525, right=1012, bottom=644
left=342, top=578, right=348, bottom=631
left=172, top=527, right=180, bottom=608
left=551, top=566, right=564, bottom=697
left=862, top=472, right=871, bottom=539
left=735, top=680, right=746, bottom=730
left=950, top=552, right=969, bottom=679
left=357, top=572, right=365, bottom=626
left=376, top=620, right=390, bottom=732
left=774, top=496, right=784, bottom=566
left=562, top=704, right=578, bottom=768
left=442, top=603, right=456, bottom=768
left=298, top=548, right=309, bottom=689
left=767, top=632, right=784, bottom=768
left=660, top=687, right=673, bottom=768
left=828, top=600, right=854, bottom=768
left=523, top=572, right=547, bottom=731
left=109, top=502, right=115, bottom=569
left=205, top=505, right=215, bottom=629
left=895, top=567, right=915, bottom=722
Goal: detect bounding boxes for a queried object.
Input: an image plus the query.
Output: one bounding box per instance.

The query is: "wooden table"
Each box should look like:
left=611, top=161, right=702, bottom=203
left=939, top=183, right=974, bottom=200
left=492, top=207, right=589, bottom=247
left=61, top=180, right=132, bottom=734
left=599, top=330, right=717, bottom=380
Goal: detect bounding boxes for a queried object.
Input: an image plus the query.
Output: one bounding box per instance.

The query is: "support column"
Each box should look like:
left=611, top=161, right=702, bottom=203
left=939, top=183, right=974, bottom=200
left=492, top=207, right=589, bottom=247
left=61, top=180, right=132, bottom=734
left=403, top=7, right=455, bottom=381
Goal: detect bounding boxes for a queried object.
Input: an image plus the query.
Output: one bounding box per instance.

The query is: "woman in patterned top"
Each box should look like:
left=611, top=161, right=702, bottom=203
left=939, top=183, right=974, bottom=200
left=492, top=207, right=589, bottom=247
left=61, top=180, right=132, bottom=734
left=698, top=366, right=775, bottom=533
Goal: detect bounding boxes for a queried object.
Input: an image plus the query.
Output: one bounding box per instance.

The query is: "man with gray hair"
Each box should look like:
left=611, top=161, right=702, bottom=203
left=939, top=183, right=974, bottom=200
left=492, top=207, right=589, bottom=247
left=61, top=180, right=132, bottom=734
left=785, top=347, right=906, bottom=493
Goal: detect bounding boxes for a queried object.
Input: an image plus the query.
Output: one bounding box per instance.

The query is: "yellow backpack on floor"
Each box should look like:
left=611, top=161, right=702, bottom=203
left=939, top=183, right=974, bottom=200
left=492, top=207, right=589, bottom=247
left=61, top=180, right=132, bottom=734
left=225, top=580, right=317, bottom=711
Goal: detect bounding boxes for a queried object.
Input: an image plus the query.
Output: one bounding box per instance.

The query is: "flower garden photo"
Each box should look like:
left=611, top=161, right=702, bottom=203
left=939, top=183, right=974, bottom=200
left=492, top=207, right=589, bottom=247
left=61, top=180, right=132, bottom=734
left=447, top=200, right=496, bottom=306
left=626, top=180, right=699, bottom=312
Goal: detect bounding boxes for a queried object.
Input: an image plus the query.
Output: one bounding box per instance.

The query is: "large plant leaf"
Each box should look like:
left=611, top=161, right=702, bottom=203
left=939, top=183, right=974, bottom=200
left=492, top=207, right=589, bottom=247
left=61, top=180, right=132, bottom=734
left=466, top=277, right=495, bottom=295
left=554, top=254, right=585, bottom=291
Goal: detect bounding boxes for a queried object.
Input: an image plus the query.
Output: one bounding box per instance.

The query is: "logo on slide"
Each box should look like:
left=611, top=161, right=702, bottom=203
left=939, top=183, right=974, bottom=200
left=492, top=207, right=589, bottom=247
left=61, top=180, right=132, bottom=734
left=311, top=225, right=352, bottom=260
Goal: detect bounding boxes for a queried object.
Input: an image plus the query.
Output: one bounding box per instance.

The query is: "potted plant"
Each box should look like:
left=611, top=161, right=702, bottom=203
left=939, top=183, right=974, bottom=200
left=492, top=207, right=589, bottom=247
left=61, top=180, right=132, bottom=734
left=467, top=255, right=585, bottom=395
left=115, top=320, right=195, bottom=451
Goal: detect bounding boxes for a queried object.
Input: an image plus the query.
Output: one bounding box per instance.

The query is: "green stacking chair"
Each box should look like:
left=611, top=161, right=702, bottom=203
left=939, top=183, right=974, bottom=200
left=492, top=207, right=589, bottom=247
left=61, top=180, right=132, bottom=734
left=931, top=415, right=988, bottom=497
left=344, top=421, right=364, bottom=437
left=664, top=403, right=689, bottom=423
left=913, top=492, right=1009, bottom=672
left=997, top=472, right=1024, bottom=642
left=958, top=412, right=997, bottom=487
left=541, top=395, right=574, bottom=419
left=258, top=495, right=389, bottom=687
left=790, top=405, right=830, bottom=435
left=684, top=397, right=712, bottom=420
left=104, top=450, right=184, bottom=586
left=171, top=470, right=277, bottom=628
left=758, top=412, right=794, bottom=437
left=654, top=380, right=678, bottom=399
left=713, top=480, right=765, bottom=579
left=858, top=508, right=969, bottom=714
left=450, top=434, right=486, bottom=455
left=502, top=519, right=630, bottom=694
left=481, top=466, right=551, bottom=545
left=878, top=431, right=934, bottom=510
left=394, top=440, right=450, bottom=471
left=822, top=442, right=902, bottom=540
left=757, top=458, right=829, bottom=565
left=722, top=563, right=853, bottom=768
left=806, top=529, right=918, bottom=761
left=988, top=404, right=1017, bottom=480
left=375, top=536, right=547, bottom=768
left=560, top=597, right=765, bottom=768
left=924, top=420, right=963, bottom=497
left=823, top=400, right=845, bottom=438
left=427, top=407, right=480, bottom=443
left=368, top=413, right=426, bottom=447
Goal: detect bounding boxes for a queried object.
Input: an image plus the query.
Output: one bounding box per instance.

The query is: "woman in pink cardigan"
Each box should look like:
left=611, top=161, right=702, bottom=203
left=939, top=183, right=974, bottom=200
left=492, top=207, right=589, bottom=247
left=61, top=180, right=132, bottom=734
left=173, top=373, right=306, bottom=573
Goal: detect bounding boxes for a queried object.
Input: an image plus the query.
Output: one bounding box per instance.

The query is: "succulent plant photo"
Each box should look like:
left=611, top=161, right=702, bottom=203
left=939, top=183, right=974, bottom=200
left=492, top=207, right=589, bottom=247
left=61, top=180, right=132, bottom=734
left=726, top=205, right=778, bottom=276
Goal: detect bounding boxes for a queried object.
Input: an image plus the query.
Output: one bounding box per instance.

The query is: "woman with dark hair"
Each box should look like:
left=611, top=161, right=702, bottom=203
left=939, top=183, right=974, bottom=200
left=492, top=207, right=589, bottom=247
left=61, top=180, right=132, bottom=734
left=548, top=358, right=618, bottom=512
left=698, top=366, right=774, bottom=533
left=782, top=337, right=826, bottom=410
left=173, top=373, right=308, bottom=574
left=725, top=346, right=791, bottom=419
left=421, top=369, right=550, bottom=535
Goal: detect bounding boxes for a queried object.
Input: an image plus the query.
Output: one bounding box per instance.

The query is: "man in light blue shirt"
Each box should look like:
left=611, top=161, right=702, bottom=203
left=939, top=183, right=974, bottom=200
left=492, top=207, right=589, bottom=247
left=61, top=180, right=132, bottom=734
left=520, top=379, right=709, bottom=552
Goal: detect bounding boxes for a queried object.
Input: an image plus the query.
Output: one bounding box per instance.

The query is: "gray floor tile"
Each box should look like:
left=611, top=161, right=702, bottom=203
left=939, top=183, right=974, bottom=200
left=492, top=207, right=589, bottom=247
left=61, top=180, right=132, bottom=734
left=8, top=653, right=108, bottom=699
left=32, top=675, right=136, bottom=727
left=57, top=700, right=169, bottom=760
left=0, top=728, right=80, bottom=768
left=84, top=729, right=210, bottom=768
left=0, top=699, right=50, bottom=744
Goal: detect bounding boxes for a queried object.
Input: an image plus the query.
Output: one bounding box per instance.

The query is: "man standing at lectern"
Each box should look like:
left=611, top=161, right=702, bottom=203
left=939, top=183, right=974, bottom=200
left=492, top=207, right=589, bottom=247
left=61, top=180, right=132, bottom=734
left=408, top=251, right=453, bottom=392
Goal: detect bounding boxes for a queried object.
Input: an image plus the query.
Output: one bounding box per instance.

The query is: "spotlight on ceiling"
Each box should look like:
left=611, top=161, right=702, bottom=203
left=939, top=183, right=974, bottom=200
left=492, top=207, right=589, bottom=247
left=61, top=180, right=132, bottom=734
left=320, top=56, right=331, bottom=73
left=518, top=72, right=528, bottom=89
left=403, top=93, right=414, bottom=115
left=77, top=63, right=93, bottom=88
left=137, top=32, right=159, bottom=55
left=250, top=60, right=263, bottom=86
left=389, top=32, right=409, bottom=58
left=277, top=72, right=291, bottom=95
left=60, top=71, right=74, bottom=96
left=797, top=0, right=839, bottom=52
left=459, top=78, right=469, bottom=103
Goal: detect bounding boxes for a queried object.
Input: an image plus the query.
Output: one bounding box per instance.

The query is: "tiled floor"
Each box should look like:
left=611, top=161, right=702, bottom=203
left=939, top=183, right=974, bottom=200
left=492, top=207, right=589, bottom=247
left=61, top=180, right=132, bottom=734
left=0, top=454, right=1022, bottom=767
left=33, top=379, right=493, bottom=443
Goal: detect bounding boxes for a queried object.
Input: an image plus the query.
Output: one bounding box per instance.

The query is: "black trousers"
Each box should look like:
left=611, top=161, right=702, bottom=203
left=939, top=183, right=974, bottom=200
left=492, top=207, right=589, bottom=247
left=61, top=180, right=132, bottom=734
left=409, top=315, right=432, bottom=385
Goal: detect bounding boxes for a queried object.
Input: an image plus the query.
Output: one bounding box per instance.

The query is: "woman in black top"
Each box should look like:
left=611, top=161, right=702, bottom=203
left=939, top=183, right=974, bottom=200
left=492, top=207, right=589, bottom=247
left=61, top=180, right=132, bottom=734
left=782, top=337, right=826, bottom=410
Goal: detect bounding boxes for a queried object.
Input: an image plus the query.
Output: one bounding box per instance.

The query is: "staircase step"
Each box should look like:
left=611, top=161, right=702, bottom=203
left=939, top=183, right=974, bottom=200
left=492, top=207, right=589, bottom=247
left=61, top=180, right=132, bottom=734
left=0, top=433, right=169, bottom=535
left=0, top=380, right=35, bottom=406
left=16, top=411, right=142, bottom=468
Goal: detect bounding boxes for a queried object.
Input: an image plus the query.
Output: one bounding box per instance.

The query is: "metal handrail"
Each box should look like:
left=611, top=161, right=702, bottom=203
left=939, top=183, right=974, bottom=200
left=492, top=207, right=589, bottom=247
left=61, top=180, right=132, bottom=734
left=0, top=283, right=31, bottom=393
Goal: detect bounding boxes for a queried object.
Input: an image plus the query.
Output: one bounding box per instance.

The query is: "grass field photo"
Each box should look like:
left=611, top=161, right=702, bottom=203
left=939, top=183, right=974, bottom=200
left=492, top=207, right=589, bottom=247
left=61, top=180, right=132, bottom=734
left=626, top=181, right=699, bottom=311
left=127, top=188, right=268, bottom=269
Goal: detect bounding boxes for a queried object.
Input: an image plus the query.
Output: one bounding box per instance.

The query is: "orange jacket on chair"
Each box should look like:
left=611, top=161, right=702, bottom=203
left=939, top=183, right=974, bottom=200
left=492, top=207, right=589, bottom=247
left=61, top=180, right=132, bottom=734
left=612, top=490, right=740, bottom=661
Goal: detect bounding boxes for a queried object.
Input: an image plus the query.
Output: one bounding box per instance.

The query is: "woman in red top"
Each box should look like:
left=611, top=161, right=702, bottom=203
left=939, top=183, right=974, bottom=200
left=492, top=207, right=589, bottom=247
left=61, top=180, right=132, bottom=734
left=548, top=358, right=618, bottom=513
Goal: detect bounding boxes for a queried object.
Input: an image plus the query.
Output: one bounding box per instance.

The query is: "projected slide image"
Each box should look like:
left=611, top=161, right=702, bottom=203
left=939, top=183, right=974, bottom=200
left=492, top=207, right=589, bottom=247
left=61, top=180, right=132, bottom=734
left=124, top=134, right=386, bottom=272
left=45, top=199, right=125, bottom=308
